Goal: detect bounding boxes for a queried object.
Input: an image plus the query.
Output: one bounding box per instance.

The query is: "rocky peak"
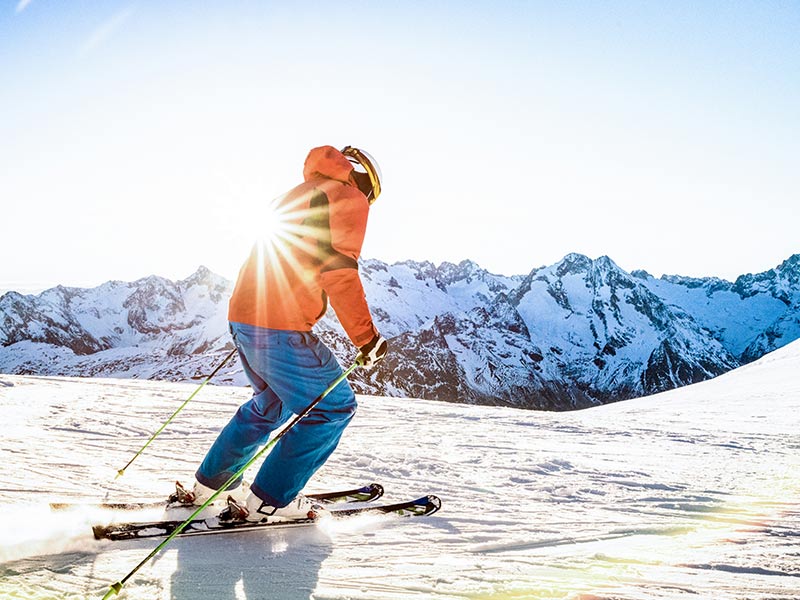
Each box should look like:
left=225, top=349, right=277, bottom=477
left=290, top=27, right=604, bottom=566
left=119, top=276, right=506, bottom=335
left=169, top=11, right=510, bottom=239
left=778, top=253, right=800, bottom=270
left=555, top=253, right=593, bottom=277
left=733, top=255, right=800, bottom=305
left=662, top=273, right=730, bottom=289
left=180, top=265, right=230, bottom=295
left=590, top=256, right=636, bottom=290
left=775, top=254, right=800, bottom=288
left=394, top=260, right=439, bottom=282
left=594, top=255, right=617, bottom=270
left=123, top=276, right=186, bottom=335
left=183, top=265, right=213, bottom=285
left=436, top=259, right=482, bottom=284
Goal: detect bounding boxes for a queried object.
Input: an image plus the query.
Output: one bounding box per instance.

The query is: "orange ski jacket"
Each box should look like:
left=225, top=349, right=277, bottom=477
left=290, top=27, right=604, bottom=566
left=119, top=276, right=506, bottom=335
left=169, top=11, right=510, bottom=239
left=228, top=146, right=378, bottom=347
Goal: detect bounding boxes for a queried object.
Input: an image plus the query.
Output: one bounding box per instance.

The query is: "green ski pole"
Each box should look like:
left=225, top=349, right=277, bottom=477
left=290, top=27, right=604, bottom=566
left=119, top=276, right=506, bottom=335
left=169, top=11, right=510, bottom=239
left=114, top=348, right=237, bottom=480
left=101, top=359, right=360, bottom=599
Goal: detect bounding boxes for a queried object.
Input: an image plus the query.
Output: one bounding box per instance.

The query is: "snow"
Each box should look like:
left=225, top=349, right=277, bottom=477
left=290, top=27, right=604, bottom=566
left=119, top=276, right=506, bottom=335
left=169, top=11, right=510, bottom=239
left=643, top=278, right=788, bottom=356
left=1, top=341, right=799, bottom=599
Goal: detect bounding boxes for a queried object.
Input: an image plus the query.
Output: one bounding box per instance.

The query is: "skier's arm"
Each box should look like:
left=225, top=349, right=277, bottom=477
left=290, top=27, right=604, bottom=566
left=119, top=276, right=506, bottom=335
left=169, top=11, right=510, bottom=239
left=319, top=191, right=378, bottom=347
left=320, top=268, right=377, bottom=346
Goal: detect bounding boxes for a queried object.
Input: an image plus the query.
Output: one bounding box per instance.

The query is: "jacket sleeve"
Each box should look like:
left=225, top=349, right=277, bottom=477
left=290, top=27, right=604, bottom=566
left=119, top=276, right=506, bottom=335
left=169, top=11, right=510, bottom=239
left=318, top=188, right=377, bottom=347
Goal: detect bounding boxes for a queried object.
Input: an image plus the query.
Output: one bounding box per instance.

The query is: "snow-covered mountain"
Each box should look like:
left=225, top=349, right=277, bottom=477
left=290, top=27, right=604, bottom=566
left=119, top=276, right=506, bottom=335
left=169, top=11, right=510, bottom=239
left=636, top=253, right=800, bottom=363
left=0, top=267, right=232, bottom=381
left=1, top=254, right=799, bottom=410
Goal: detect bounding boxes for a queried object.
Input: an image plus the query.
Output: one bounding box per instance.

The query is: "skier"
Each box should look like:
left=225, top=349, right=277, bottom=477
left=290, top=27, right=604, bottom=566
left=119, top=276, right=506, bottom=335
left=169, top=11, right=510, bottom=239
left=174, top=145, right=388, bottom=522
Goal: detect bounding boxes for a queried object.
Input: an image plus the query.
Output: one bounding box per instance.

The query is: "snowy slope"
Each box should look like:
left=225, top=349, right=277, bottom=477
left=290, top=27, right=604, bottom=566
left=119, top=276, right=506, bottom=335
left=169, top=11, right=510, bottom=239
left=0, top=341, right=798, bottom=599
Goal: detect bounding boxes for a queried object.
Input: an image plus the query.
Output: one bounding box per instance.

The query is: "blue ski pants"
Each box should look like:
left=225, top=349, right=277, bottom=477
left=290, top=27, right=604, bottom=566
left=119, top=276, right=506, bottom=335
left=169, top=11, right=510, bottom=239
left=196, top=322, right=356, bottom=507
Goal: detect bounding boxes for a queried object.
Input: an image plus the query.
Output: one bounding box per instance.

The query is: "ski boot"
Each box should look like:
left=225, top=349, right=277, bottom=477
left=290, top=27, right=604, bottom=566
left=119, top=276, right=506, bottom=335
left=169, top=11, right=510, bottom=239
left=218, top=492, right=328, bottom=523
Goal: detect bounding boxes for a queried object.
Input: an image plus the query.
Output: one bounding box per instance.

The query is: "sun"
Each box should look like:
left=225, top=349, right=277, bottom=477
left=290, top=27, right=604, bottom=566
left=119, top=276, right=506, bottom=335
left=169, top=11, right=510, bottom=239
left=258, top=199, right=286, bottom=246
left=243, top=190, right=335, bottom=308
left=249, top=196, right=299, bottom=258
left=249, top=195, right=308, bottom=281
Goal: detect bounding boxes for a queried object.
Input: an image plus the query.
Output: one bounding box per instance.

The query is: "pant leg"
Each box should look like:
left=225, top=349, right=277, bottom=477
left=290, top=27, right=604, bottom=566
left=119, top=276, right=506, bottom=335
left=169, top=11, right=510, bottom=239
left=195, top=328, right=292, bottom=490
left=247, top=330, right=357, bottom=507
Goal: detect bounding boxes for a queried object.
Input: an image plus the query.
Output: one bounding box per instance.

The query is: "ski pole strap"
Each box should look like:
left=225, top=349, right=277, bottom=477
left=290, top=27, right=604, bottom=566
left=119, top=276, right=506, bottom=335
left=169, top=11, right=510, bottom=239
left=114, top=348, right=237, bottom=480
left=102, top=360, right=358, bottom=598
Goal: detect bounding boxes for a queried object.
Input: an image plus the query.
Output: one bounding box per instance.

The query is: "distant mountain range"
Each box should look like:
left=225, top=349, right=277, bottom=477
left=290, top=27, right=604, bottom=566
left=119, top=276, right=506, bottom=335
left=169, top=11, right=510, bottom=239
left=1, top=253, right=798, bottom=410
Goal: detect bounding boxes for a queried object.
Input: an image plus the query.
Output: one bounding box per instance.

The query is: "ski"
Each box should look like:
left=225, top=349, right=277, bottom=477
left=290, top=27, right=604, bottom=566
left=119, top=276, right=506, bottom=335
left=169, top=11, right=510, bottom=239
left=93, top=495, right=441, bottom=541
left=51, top=482, right=384, bottom=512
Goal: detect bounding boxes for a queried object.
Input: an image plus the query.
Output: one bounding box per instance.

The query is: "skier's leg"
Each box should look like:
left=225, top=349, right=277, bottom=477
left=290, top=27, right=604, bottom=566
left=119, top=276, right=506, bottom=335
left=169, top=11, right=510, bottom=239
left=195, top=326, right=291, bottom=490
left=250, top=331, right=357, bottom=507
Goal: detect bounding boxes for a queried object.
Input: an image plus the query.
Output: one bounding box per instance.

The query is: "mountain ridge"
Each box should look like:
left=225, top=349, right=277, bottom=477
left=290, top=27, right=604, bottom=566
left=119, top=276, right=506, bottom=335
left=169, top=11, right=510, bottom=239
left=1, top=253, right=798, bottom=410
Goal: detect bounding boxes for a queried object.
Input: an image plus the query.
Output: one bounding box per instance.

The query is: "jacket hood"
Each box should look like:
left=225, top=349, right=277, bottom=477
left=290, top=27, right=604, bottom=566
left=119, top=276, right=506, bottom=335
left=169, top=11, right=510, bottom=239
left=303, top=146, right=354, bottom=184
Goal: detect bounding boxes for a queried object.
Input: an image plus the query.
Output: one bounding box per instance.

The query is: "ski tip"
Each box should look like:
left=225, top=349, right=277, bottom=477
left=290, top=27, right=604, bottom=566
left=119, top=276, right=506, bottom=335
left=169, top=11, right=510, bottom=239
left=411, top=495, right=442, bottom=516
left=425, top=495, right=442, bottom=516
left=367, top=483, right=384, bottom=500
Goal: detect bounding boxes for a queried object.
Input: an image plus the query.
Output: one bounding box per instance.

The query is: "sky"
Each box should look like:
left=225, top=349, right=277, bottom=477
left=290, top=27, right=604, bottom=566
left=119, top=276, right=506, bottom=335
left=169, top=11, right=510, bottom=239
left=1, top=1, right=798, bottom=294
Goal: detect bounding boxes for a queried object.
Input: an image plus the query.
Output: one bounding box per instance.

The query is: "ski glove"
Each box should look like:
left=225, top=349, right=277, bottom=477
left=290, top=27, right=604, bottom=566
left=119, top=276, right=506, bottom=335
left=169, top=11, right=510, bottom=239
left=357, top=334, right=388, bottom=367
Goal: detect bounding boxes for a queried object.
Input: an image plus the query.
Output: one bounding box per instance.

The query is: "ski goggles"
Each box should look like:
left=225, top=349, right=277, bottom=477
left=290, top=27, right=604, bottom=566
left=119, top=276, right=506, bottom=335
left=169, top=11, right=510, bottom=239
left=341, top=146, right=382, bottom=203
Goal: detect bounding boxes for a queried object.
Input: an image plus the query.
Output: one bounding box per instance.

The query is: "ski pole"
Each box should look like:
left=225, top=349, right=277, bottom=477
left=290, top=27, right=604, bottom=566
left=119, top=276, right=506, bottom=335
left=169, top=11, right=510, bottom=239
left=114, top=348, right=237, bottom=480
left=101, top=359, right=360, bottom=599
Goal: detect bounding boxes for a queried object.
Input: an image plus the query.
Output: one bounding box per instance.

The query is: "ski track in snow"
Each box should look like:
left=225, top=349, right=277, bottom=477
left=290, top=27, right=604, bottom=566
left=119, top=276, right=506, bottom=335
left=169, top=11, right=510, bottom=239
left=1, top=341, right=799, bottom=599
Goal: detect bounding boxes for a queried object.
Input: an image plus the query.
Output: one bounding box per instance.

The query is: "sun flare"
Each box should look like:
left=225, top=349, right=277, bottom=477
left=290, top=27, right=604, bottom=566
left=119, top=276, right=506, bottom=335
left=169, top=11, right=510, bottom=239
left=245, top=192, right=330, bottom=303
left=255, top=199, right=289, bottom=249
